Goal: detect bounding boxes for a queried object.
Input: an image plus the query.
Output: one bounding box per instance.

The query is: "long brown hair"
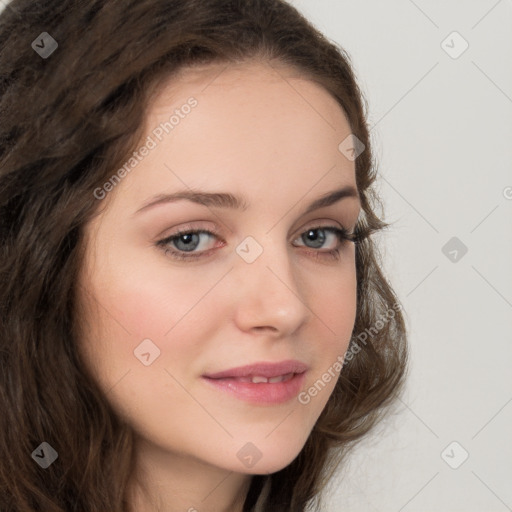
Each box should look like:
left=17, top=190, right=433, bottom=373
left=0, top=0, right=408, bottom=510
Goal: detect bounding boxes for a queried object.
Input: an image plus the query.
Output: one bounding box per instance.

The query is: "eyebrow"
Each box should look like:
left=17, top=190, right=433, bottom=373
left=133, top=185, right=359, bottom=217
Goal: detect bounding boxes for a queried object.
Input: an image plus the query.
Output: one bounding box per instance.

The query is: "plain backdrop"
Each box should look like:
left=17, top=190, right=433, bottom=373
left=290, top=1, right=512, bottom=511
left=1, top=1, right=511, bottom=511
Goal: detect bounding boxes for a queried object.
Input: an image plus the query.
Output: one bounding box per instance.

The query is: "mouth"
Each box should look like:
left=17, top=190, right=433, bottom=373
left=217, top=372, right=296, bottom=384
left=202, top=361, right=308, bottom=404
left=203, top=360, right=309, bottom=380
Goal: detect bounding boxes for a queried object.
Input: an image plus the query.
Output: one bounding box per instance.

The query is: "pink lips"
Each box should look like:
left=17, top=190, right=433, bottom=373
left=203, top=360, right=309, bottom=379
left=202, top=360, right=309, bottom=404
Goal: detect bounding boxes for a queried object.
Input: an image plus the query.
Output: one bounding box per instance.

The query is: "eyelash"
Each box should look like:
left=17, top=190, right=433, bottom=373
left=156, top=224, right=366, bottom=262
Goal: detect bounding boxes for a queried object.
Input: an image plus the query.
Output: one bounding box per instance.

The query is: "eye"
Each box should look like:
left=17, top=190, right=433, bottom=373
left=292, top=224, right=358, bottom=261
left=156, top=227, right=220, bottom=261
left=294, top=225, right=350, bottom=250
left=156, top=223, right=362, bottom=262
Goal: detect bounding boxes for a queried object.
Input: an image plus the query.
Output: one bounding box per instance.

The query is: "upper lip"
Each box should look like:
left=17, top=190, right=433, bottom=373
left=203, top=360, right=309, bottom=379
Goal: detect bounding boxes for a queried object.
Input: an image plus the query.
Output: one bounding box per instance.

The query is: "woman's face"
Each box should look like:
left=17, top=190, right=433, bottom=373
left=78, top=60, right=361, bottom=477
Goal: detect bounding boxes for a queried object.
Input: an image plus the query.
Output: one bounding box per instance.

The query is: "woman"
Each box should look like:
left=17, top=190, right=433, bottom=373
left=0, top=0, right=408, bottom=510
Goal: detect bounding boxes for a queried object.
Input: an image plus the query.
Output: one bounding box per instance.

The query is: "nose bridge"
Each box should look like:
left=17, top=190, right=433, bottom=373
left=231, top=231, right=310, bottom=334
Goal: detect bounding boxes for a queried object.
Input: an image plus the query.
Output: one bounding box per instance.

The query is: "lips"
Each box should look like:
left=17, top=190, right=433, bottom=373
left=202, top=360, right=309, bottom=404
left=203, top=360, right=309, bottom=380
left=202, top=372, right=307, bottom=404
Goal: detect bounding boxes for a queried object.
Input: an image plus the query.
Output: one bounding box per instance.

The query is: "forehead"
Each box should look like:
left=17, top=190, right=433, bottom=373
left=106, top=59, right=357, bottom=212
left=149, top=59, right=350, bottom=135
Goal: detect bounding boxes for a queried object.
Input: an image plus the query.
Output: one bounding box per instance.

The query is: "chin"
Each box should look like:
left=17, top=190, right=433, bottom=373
left=230, top=438, right=308, bottom=476
left=242, top=455, right=301, bottom=476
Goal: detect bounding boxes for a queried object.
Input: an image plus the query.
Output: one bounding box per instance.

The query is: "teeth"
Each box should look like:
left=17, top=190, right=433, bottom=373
left=250, top=373, right=294, bottom=384
left=251, top=376, right=269, bottom=383
left=268, top=375, right=285, bottom=383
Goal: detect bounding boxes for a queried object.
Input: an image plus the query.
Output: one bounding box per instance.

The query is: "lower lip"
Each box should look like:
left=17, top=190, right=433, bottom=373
left=202, top=372, right=307, bottom=404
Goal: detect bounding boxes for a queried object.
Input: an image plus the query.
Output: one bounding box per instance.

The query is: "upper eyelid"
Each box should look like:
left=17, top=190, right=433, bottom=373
left=165, top=216, right=354, bottom=235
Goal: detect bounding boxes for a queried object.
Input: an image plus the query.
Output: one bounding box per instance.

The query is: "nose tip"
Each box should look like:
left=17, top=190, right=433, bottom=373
left=231, top=247, right=311, bottom=336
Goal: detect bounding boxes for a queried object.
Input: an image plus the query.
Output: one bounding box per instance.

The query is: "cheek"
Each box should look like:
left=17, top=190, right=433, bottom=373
left=301, top=260, right=357, bottom=395
left=320, top=275, right=357, bottom=327
left=76, top=269, right=208, bottom=429
left=90, top=252, right=220, bottom=338
left=76, top=250, right=226, bottom=387
left=309, top=257, right=358, bottom=337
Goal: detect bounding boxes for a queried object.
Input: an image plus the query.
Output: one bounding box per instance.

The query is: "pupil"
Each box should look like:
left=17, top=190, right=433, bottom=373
left=176, top=233, right=198, bottom=251
left=305, top=229, right=325, bottom=248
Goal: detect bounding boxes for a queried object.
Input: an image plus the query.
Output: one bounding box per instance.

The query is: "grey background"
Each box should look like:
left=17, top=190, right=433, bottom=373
left=2, top=0, right=511, bottom=510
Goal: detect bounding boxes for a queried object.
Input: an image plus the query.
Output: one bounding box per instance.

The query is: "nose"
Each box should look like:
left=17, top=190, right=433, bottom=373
left=231, top=237, right=311, bottom=337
